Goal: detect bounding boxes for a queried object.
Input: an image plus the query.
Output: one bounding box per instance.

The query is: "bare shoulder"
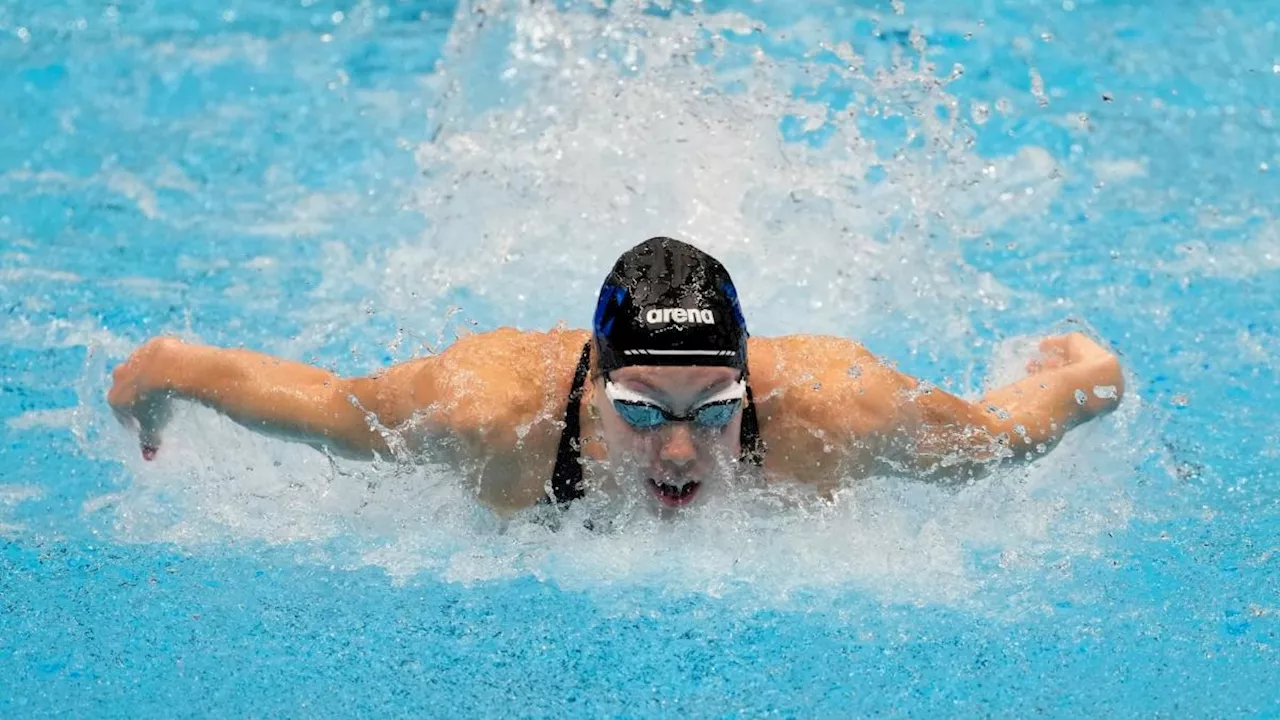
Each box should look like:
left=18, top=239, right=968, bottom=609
left=367, top=326, right=589, bottom=511
left=746, top=335, right=913, bottom=485
left=388, top=326, right=589, bottom=430
left=747, top=335, right=905, bottom=415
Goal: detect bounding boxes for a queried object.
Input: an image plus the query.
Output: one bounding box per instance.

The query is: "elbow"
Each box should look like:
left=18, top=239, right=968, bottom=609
left=312, top=379, right=394, bottom=457
left=905, top=407, right=1018, bottom=482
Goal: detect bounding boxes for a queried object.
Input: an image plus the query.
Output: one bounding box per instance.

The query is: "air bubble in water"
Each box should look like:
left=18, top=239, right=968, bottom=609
left=1030, top=68, right=1049, bottom=107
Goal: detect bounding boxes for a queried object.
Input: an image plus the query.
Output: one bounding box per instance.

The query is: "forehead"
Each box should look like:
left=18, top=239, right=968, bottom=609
left=610, top=365, right=738, bottom=391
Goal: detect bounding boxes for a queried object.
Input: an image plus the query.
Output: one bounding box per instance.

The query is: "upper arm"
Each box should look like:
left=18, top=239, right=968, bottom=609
left=751, top=336, right=908, bottom=486
left=857, top=358, right=1017, bottom=482
left=343, top=330, right=558, bottom=454
left=753, top=335, right=1005, bottom=484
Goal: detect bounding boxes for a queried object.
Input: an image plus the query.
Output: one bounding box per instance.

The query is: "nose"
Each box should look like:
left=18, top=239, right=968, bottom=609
left=658, top=423, right=697, bottom=467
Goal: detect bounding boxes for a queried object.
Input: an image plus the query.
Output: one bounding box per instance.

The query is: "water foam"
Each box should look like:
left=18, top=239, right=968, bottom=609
left=0, top=486, right=43, bottom=538
left=350, top=2, right=1065, bottom=345
left=60, top=0, right=1155, bottom=611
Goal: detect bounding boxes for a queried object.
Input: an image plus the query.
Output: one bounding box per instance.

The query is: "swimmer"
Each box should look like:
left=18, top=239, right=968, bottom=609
left=108, top=237, right=1125, bottom=513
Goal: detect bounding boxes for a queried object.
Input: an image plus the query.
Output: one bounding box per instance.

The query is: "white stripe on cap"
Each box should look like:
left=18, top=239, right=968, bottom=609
left=622, top=349, right=737, bottom=357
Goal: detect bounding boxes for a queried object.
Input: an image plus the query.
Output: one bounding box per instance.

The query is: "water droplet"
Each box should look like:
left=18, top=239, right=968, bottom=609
left=1074, top=389, right=1087, bottom=405
left=1029, top=68, right=1049, bottom=107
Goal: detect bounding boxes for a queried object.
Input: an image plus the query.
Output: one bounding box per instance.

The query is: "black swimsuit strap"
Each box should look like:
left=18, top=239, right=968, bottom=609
left=547, top=341, right=767, bottom=505
left=548, top=342, right=594, bottom=504
left=740, top=382, right=766, bottom=467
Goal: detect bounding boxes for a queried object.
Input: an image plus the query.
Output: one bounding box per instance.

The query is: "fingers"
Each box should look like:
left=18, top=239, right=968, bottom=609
left=139, top=423, right=163, bottom=457
left=136, top=398, right=170, bottom=461
left=1028, top=336, right=1070, bottom=376
left=110, top=339, right=177, bottom=462
left=1038, top=335, right=1069, bottom=355
left=111, top=407, right=162, bottom=460
left=112, top=406, right=161, bottom=461
left=1035, top=332, right=1117, bottom=376
left=111, top=407, right=137, bottom=431
left=112, top=369, right=168, bottom=460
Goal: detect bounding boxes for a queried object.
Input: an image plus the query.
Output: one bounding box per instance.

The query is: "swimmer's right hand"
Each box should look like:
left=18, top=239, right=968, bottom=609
left=108, top=336, right=183, bottom=460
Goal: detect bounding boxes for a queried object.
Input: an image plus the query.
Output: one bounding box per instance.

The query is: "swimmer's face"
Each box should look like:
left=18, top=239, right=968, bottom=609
left=593, top=365, right=744, bottom=510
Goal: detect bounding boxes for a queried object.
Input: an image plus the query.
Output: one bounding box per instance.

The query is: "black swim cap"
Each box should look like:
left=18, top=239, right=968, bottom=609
left=593, top=237, right=748, bottom=374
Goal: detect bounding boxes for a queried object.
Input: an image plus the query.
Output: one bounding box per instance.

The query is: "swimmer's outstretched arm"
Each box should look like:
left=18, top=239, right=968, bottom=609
left=752, top=331, right=1123, bottom=486
left=891, top=332, right=1126, bottom=479
left=107, top=337, right=440, bottom=460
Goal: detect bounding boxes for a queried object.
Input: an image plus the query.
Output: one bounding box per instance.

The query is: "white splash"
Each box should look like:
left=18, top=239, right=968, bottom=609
left=7, top=407, right=80, bottom=431
left=1161, top=220, right=1280, bottom=279
left=357, top=0, right=1067, bottom=347
left=1, top=316, right=134, bottom=355
left=0, top=485, right=43, bottom=537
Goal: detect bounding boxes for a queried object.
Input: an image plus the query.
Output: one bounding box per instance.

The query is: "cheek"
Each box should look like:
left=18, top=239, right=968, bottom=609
left=703, top=416, right=743, bottom=459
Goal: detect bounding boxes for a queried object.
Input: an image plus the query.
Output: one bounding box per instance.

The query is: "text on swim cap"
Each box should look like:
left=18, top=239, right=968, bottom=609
left=644, top=308, right=715, bottom=325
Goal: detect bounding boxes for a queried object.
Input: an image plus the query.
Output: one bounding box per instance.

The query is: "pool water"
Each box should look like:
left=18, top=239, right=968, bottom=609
left=2, top=0, right=1277, bottom=716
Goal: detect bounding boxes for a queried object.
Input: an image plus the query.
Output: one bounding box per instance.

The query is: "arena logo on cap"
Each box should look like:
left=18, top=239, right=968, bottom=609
left=644, top=308, right=715, bottom=325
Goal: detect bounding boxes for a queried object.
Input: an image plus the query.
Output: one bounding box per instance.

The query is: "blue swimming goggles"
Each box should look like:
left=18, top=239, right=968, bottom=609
left=603, top=376, right=747, bottom=431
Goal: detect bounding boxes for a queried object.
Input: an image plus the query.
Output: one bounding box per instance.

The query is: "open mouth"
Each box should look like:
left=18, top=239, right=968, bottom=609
left=648, top=478, right=701, bottom=507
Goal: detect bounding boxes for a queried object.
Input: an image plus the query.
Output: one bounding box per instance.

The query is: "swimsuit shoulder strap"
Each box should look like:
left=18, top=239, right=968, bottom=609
left=739, top=381, right=766, bottom=467
left=548, top=341, right=593, bottom=504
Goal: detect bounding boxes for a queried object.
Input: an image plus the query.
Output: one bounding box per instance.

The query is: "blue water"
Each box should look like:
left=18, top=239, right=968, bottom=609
left=2, top=0, right=1277, bottom=716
